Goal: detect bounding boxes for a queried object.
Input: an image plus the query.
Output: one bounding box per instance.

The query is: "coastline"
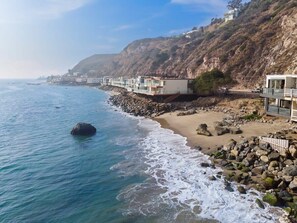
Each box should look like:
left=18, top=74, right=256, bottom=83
left=51, top=84, right=296, bottom=222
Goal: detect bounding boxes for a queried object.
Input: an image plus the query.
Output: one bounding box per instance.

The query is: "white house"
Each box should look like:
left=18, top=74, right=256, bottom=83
left=224, top=8, right=239, bottom=22
left=261, top=74, right=297, bottom=121
left=109, top=76, right=193, bottom=96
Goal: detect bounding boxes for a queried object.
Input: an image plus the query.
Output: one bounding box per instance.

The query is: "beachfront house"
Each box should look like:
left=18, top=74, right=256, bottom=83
left=135, top=76, right=193, bottom=95
left=109, top=76, right=193, bottom=96
left=261, top=74, right=297, bottom=122
left=224, top=9, right=239, bottom=22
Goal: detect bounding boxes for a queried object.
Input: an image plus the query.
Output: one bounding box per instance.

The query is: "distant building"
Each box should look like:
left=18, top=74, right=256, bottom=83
left=224, top=8, right=239, bottom=22
left=261, top=74, right=297, bottom=122
left=87, top=78, right=102, bottom=84
left=75, top=77, right=87, bottom=83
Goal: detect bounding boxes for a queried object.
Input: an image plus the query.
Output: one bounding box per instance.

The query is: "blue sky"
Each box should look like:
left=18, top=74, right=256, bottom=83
left=0, top=0, right=235, bottom=78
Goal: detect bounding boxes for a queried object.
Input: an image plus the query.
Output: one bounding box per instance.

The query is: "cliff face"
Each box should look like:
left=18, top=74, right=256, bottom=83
left=71, top=54, right=116, bottom=75
left=73, top=0, right=297, bottom=87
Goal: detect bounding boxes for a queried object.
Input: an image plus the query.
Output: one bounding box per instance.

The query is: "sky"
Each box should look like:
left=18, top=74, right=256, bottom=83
left=0, top=0, right=236, bottom=79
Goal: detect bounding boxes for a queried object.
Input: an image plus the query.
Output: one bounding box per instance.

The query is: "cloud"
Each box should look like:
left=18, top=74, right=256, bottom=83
left=171, top=0, right=227, bottom=11
left=0, top=0, right=92, bottom=23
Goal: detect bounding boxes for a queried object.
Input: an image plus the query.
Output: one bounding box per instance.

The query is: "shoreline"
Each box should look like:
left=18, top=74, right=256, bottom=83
left=52, top=84, right=297, bottom=222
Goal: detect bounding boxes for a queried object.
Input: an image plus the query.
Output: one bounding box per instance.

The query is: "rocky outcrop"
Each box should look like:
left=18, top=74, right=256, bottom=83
left=71, top=123, right=97, bottom=136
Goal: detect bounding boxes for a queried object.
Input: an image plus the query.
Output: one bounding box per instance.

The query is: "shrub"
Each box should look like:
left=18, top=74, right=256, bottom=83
left=193, top=69, right=234, bottom=95
left=241, top=113, right=262, bottom=121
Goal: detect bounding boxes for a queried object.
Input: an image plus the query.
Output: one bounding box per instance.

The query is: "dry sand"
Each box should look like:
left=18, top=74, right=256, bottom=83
left=154, top=111, right=292, bottom=154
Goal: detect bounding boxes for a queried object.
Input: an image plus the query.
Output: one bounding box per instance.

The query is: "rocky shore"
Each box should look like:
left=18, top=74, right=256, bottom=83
left=108, top=91, right=174, bottom=117
left=105, top=87, right=297, bottom=222
left=206, top=128, right=297, bottom=222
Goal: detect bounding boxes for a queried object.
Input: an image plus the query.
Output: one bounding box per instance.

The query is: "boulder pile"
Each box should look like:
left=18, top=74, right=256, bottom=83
left=210, top=128, right=297, bottom=220
left=109, top=92, right=174, bottom=117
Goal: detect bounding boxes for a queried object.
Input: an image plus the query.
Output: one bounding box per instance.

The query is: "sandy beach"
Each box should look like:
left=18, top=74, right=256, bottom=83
left=154, top=110, right=292, bottom=154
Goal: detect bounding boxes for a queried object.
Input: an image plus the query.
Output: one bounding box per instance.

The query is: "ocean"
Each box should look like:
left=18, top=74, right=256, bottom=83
left=0, top=80, right=284, bottom=223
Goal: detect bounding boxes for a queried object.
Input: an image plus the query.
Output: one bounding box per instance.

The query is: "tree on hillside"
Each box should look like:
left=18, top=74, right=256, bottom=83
left=227, top=0, right=243, bottom=10
left=193, top=69, right=233, bottom=95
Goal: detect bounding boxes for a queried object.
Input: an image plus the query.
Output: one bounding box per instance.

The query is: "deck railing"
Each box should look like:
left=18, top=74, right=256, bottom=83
left=262, top=88, right=297, bottom=98
left=267, top=105, right=290, bottom=117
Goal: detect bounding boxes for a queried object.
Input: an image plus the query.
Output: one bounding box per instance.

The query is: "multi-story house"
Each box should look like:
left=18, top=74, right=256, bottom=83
left=261, top=74, right=297, bottom=121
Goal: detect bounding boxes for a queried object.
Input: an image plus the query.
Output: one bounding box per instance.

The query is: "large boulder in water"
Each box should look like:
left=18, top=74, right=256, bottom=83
left=71, top=123, right=96, bottom=136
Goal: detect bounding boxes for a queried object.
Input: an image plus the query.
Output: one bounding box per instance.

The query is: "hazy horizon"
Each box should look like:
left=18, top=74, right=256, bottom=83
left=0, top=0, right=243, bottom=79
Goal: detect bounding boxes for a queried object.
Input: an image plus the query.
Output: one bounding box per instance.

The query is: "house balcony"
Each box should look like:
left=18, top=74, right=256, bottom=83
left=261, top=88, right=297, bottom=99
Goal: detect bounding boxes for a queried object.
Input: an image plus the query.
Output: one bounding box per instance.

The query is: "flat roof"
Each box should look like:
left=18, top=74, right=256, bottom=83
left=267, top=74, right=297, bottom=79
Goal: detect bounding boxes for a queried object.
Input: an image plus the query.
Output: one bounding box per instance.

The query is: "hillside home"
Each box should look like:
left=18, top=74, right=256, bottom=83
left=224, top=8, right=239, bottom=22
left=261, top=74, right=297, bottom=122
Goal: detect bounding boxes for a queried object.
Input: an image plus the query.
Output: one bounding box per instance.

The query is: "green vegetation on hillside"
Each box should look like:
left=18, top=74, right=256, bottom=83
left=193, top=69, right=233, bottom=95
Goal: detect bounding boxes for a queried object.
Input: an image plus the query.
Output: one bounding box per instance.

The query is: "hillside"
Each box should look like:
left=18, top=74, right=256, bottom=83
left=73, top=0, right=297, bottom=87
left=71, top=54, right=116, bottom=75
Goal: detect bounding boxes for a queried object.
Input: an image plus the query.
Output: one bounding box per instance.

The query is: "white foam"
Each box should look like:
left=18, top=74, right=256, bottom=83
left=125, top=118, right=286, bottom=223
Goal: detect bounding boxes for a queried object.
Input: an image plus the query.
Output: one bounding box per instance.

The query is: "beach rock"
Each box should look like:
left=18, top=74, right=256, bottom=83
left=260, top=155, right=269, bottom=163
left=262, top=177, right=277, bottom=189
left=200, top=162, right=211, bottom=168
left=256, top=198, right=265, bottom=209
left=230, top=149, right=239, bottom=157
left=237, top=186, right=246, bottom=194
left=278, top=190, right=293, bottom=202
left=279, top=148, right=289, bottom=158
left=263, top=193, right=279, bottom=206
left=289, top=177, right=297, bottom=190
left=289, top=145, right=297, bottom=158
left=71, top=123, right=96, bottom=136
left=283, top=166, right=297, bottom=176
left=268, top=152, right=280, bottom=161
left=224, top=180, right=234, bottom=192
left=196, top=124, right=212, bottom=136
left=223, top=139, right=236, bottom=151
left=284, top=159, right=294, bottom=166
left=268, top=161, right=279, bottom=171
left=215, top=126, right=230, bottom=136
left=256, top=149, right=268, bottom=157
left=252, top=166, right=264, bottom=175
left=283, top=175, right=293, bottom=182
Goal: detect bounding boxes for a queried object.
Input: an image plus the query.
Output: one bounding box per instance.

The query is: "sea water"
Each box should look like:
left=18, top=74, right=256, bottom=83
left=0, top=80, right=285, bottom=223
